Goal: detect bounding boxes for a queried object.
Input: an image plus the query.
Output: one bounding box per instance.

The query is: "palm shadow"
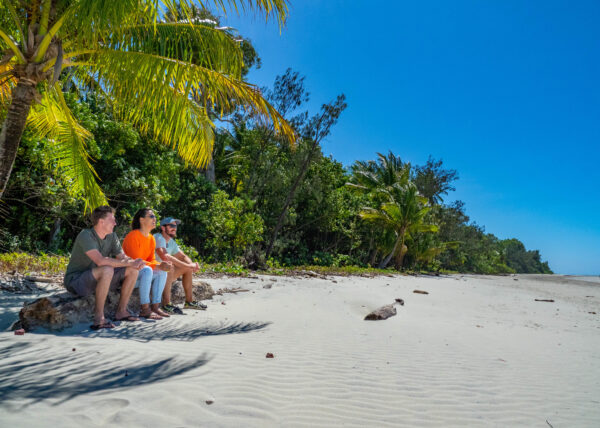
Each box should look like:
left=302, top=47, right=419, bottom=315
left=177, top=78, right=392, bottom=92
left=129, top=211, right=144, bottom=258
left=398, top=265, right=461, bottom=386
left=0, top=339, right=210, bottom=409
left=105, top=319, right=272, bottom=342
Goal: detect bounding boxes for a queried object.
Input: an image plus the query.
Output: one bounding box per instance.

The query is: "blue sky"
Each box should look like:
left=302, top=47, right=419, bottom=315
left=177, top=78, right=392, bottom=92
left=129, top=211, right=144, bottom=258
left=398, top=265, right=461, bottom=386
left=225, top=1, right=599, bottom=275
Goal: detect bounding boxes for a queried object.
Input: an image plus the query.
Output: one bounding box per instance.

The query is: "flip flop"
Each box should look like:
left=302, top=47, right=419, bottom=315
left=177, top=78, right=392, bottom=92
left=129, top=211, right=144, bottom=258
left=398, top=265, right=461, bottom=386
left=115, top=315, right=140, bottom=322
left=90, top=321, right=116, bottom=330
left=140, top=312, right=162, bottom=320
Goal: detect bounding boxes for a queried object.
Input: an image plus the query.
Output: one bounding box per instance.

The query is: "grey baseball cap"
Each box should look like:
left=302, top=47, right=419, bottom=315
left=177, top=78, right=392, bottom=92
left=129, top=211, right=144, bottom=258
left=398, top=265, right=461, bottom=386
left=160, top=217, right=182, bottom=226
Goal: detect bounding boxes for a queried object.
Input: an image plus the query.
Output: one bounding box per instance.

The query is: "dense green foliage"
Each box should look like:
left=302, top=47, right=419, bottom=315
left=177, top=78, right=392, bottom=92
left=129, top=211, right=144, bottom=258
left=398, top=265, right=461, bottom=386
left=0, top=20, right=552, bottom=277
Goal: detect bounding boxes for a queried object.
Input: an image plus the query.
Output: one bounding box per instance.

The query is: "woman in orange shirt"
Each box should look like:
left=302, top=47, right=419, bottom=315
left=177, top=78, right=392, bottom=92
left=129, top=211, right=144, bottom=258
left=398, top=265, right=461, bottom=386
left=123, top=208, right=172, bottom=319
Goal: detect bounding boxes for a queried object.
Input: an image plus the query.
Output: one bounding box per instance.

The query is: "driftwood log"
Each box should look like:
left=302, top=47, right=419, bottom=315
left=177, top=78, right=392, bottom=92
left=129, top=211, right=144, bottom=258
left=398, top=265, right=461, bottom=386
left=11, top=280, right=214, bottom=331
left=364, top=298, right=404, bottom=321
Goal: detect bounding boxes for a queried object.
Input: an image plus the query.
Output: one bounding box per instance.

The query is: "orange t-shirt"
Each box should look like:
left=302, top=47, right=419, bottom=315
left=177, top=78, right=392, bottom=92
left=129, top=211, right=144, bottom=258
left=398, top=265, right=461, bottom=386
left=122, top=229, right=159, bottom=267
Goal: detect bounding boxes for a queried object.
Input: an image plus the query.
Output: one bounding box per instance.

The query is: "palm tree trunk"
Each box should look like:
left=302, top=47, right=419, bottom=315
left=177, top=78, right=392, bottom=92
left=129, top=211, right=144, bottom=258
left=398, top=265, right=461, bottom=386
left=0, top=80, right=37, bottom=198
left=379, top=234, right=402, bottom=269
left=379, top=227, right=407, bottom=269
left=394, top=234, right=407, bottom=270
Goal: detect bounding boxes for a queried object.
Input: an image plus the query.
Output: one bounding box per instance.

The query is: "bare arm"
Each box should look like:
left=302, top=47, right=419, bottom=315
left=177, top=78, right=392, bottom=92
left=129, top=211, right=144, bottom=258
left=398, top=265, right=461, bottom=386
left=86, top=250, right=144, bottom=269
left=156, top=247, right=196, bottom=270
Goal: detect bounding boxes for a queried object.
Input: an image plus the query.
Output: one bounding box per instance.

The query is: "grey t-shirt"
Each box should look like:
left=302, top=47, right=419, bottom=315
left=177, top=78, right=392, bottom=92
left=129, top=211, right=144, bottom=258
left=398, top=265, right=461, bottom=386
left=153, top=233, right=180, bottom=262
left=64, top=228, right=122, bottom=285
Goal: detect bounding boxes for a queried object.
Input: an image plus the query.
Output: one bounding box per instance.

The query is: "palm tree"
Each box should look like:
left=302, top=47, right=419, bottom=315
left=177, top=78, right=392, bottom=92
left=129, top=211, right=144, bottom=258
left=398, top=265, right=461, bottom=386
left=360, top=182, right=438, bottom=269
left=0, top=0, right=294, bottom=210
left=348, top=151, right=410, bottom=197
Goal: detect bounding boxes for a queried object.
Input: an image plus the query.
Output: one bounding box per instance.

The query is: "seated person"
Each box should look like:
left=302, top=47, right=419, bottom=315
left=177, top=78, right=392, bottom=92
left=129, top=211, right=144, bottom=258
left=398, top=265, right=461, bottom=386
left=153, top=217, right=205, bottom=314
left=64, top=205, right=145, bottom=330
left=122, top=208, right=172, bottom=319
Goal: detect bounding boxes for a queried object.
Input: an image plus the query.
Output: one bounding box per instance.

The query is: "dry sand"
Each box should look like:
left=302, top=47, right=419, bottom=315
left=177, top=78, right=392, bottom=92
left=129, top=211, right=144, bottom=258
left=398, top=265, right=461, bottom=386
left=1, top=274, right=599, bottom=427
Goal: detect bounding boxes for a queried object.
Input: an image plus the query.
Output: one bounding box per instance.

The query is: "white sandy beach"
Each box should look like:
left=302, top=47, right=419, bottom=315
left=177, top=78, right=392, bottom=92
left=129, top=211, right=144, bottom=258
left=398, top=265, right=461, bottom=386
left=0, top=274, right=599, bottom=427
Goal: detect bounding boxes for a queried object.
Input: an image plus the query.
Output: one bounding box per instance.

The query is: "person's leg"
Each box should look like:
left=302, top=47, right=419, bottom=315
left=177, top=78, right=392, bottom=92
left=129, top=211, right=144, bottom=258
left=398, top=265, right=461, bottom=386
left=162, top=266, right=185, bottom=306
left=115, top=267, right=140, bottom=320
left=182, top=269, right=194, bottom=303
left=151, top=270, right=170, bottom=317
left=137, top=266, right=161, bottom=319
left=179, top=268, right=207, bottom=310
left=90, top=266, right=114, bottom=325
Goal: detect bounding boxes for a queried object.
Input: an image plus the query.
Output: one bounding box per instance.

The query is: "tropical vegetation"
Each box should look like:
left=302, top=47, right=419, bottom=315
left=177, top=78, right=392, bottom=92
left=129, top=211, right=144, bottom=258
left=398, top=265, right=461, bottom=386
left=0, top=2, right=552, bottom=275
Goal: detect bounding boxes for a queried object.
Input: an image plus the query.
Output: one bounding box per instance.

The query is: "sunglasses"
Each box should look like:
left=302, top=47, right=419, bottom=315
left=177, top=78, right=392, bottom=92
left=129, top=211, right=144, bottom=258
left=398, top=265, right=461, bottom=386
left=166, top=224, right=178, bottom=228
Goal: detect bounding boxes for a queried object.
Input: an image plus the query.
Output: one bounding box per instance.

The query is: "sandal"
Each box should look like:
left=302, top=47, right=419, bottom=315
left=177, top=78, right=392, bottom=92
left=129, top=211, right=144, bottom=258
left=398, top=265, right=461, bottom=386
left=140, top=311, right=162, bottom=320
left=90, top=321, right=116, bottom=330
left=115, top=315, right=140, bottom=322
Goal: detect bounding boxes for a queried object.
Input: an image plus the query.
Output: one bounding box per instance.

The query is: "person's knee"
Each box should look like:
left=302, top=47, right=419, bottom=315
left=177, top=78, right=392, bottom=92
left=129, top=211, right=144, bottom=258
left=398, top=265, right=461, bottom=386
left=124, top=266, right=139, bottom=279
left=98, top=266, right=114, bottom=279
left=139, top=266, right=152, bottom=277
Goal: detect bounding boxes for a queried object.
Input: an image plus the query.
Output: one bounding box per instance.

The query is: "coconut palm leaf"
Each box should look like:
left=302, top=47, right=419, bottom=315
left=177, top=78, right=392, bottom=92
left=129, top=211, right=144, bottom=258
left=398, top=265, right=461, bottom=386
left=108, top=23, right=244, bottom=76
left=26, top=83, right=107, bottom=211
left=76, top=49, right=294, bottom=165
left=0, top=63, right=15, bottom=106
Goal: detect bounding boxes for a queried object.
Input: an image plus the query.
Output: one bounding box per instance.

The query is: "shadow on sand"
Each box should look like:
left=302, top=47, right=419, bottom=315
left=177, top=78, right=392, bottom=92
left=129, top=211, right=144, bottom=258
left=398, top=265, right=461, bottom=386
left=106, top=319, right=272, bottom=342
left=0, top=339, right=210, bottom=408
left=40, top=319, right=273, bottom=342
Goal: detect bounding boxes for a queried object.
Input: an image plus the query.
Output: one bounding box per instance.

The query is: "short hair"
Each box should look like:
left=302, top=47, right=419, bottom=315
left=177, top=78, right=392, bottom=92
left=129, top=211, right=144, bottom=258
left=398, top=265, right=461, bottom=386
left=91, top=205, right=115, bottom=226
left=131, top=208, right=153, bottom=230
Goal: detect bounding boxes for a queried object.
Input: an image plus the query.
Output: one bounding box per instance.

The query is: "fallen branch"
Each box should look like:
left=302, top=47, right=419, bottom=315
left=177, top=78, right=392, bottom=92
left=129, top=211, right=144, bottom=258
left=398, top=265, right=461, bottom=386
left=215, top=287, right=250, bottom=295
left=535, top=299, right=554, bottom=303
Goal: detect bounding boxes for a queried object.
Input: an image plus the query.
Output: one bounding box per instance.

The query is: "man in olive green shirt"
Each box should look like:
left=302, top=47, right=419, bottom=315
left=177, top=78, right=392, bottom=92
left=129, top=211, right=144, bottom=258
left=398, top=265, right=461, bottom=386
left=65, top=206, right=145, bottom=329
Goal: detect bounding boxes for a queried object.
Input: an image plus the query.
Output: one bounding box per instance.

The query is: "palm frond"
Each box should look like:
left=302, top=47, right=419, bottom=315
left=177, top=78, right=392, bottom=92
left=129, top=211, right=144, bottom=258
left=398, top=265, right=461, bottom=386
left=109, top=23, right=244, bottom=77
left=62, top=0, right=160, bottom=46
left=81, top=49, right=294, bottom=166
left=0, top=63, right=15, bottom=106
left=26, top=84, right=107, bottom=212
left=195, top=0, right=289, bottom=27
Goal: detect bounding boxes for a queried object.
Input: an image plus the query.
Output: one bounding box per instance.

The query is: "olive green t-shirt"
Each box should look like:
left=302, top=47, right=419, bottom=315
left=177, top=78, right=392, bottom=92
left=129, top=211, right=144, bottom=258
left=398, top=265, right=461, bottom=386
left=64, top=228, right=122, bottom=286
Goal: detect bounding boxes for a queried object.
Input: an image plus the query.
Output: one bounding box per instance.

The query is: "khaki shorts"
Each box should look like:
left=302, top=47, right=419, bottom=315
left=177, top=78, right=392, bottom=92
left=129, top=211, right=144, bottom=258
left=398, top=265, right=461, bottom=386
left=65, top=267, right=127, bottom=297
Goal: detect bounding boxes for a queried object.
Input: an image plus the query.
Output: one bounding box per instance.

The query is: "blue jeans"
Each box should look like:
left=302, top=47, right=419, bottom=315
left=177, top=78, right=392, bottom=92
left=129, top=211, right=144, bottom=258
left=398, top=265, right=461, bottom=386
left=135, top=266, right=167, bottom=305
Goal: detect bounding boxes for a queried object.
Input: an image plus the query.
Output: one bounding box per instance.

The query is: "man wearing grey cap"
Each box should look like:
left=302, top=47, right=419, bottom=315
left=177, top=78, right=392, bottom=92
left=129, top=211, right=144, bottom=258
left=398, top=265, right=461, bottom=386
left=154, top=217, right=207, bottom=313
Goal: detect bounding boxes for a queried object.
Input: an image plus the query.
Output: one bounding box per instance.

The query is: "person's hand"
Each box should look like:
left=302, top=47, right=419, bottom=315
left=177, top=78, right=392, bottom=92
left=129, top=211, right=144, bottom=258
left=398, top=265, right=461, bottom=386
left=192, top=262, right=200, bottom=273
left=132, top=258, right=145, bottom=270
left=159, top=261, right=172, bottom=272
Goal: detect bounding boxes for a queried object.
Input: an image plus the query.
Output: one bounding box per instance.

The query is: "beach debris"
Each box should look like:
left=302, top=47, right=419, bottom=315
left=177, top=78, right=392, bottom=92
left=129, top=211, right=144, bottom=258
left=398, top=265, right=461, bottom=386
left=364, top=300, right=404, bottom=320
left=586, top=296, right=594, bottom=298
left=413, top=290, right=429, bottom=295
left=476, top=325, right=483, bottom=328
left=513, top=278, right=519, bottom=281
left=589, top=312, right=596, bottom=315
left=72, top=348, right=76, bottom=351
left=332, top=280, right=338, bottom=283
left=11, top=281, right=214, bottom=331
left=534, top=299, right=555, bottom=302
left=25, top=276, right=55, bottom=283
left=14, top=328, right=25, bottom=335
left=215, top=287, right=250, bottom=295
left=266, top=353, right=274, bottom=358
left=206, top=400, right=214, bottom=405
left=263, top=283, right=272, bottom=289
left=221, top=301, right=226, bottom=305
left=546, top=419, right=554, bottom=428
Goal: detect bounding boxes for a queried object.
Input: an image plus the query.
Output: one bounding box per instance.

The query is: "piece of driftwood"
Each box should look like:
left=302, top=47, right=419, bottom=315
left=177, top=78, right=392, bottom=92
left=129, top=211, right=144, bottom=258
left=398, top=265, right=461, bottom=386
left=534, top=299, right=555, bottom=302
left=12, top=280, right=214, bottom=331
left=364, top=299, right=404, bottom=321
left=215, top=287, right=250, bottom=295
left=413, top=290, right=429, bottom=295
